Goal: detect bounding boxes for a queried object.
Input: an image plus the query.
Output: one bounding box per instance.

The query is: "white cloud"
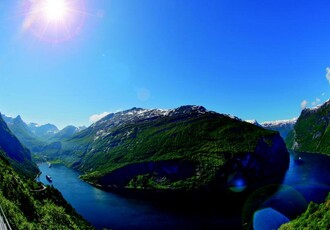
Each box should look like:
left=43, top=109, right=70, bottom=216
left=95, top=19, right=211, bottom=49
left=89, top=112, right=110, bottom=123
left=311, top=98, right=321, bottom=106
left=326, top=67, right=330, bottom=84
left=301, top=100, right=308, bottom=109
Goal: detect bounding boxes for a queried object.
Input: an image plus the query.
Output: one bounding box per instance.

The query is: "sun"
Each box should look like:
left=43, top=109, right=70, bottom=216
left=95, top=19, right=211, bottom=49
left=42, top=0, right=69, bottom=23
left=22, top=0, right=86, bottom=43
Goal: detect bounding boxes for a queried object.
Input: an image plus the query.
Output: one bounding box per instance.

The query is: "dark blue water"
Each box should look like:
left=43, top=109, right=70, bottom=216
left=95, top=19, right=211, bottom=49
left=38, top=151, right=330, bottom=229
left=251, top=152, right=330, bottom=229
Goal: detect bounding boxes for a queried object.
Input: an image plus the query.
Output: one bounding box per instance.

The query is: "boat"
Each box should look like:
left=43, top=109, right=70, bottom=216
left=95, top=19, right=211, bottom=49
left=46, top=175, right=52, bottom=182
left=48, top=163, right=52, bottom=168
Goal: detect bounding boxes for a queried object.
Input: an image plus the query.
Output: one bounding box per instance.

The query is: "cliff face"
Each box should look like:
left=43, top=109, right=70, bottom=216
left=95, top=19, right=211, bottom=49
left=286, top=100, right=330, bottom=155
left=0, top=114, right=39, bottom=178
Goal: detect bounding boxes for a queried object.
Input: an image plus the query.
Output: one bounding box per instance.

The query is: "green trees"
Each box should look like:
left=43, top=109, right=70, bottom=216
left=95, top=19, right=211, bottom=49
left=280, top=193, right=330, bottom=230
left=0, top=158, right=92, bottom=229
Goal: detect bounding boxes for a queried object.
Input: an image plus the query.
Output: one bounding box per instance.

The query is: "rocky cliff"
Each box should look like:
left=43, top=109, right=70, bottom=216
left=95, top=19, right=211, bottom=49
left=286, top=100, right=330, bottom=155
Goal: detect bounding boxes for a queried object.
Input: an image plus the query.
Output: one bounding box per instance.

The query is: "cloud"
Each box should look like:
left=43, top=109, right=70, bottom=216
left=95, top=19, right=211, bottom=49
left=89, top=112, right=110, bottom=123
left=326, top=67, right=330, bottom=84
left=301, top=100, right=308, bottom=109
left=311, top=98, right=321, bottom=106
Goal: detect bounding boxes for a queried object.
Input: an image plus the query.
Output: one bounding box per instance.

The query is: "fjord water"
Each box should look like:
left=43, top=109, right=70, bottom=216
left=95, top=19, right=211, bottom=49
left=38, top=151, right=330, bottom=229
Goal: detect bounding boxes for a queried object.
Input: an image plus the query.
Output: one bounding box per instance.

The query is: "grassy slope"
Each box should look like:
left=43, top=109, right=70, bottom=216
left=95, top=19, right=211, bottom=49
left=280, top=193, right=330, bottom=230
left=0, top=152, right=92, bottom=230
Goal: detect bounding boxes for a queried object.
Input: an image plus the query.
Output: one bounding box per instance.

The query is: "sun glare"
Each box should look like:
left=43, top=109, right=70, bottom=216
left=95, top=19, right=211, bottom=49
left=22, top=0, right=86, bottom=43
left=43, top=0, right=68, bottom=23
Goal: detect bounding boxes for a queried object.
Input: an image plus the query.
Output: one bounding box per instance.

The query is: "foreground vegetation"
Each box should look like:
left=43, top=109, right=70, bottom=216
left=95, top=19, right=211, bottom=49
left=0, top=154, right=92, bottom=229
left=280, top=193, right=330, bottom=230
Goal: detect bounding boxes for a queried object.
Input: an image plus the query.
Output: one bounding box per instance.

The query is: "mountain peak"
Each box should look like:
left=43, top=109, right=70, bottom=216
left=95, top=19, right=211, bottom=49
left=14, top=115, right=24, bottom=122
left=245, top=120, right=261, bottom=127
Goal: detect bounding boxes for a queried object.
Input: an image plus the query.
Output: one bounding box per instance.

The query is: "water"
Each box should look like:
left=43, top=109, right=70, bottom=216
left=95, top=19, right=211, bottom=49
left=38, top=151, right=330, bottom=229
left=251, top=152, right=330, bottom=229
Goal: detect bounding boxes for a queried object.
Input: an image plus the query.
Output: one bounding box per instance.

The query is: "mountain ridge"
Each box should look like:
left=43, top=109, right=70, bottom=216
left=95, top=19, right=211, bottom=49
left=0, top=113, right=39, bottom=178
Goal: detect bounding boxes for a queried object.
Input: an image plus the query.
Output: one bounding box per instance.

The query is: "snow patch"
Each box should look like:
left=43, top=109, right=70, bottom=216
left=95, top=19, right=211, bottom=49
left=261, top=118, right=297, bottom=127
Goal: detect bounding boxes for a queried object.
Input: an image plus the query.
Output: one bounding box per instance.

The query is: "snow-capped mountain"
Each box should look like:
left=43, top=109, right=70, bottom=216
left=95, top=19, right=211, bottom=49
left=245, top=120, right=262, bottom=127
left=28, top=123, right=59, bottom=138
left=92, top=105, right=209, bottom=140
left=261, top=118, right=297, bottom=139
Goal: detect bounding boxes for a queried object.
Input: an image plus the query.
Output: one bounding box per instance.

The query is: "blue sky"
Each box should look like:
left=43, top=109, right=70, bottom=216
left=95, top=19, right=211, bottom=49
left=1, top=0, right=330, bottom=129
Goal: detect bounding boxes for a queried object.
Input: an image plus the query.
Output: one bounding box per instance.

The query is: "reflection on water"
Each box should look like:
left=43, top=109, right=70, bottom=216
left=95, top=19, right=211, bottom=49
left=251, top=151, right=330, bottom=229
left=38, top=151, right=330, bottom=229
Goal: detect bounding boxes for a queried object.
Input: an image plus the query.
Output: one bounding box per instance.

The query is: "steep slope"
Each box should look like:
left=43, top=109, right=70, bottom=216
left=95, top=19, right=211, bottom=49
left=1, top=115, right=46, bottom=152
left=0, top=114, right=39, bottom=178
left=40, top=106, right=289, bottom=193
left=2, top=114, right=84, bottom=154
left=286, top=100, right=330, bottom=155
left=261, top=118, right=297, bottom=139
left=280, top=193, right=330, bottom=230
left=0, top=154, right=92, bottom=229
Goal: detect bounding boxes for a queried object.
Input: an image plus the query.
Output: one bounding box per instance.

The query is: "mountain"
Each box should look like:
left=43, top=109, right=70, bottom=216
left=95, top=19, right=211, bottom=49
left=261, top=118, right=297, bottom=139
left=286, top=100, right=330, bottom=155
left=0, top=113, right=39, bottom=178
left=245, top=120, right=262, bottom=127
left=0, top=155, right=92, bottom=229
left=28, top=123, right=59, bottom=140
left=49, top=125, right=85, bottom=142
left=1, top=114, right=85, bottom=153
left=1, top=114, right=49, bottom=152
left=39, top=105, right=289, bottom=194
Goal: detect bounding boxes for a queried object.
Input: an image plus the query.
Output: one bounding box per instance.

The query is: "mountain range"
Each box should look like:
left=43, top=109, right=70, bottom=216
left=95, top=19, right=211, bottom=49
left=1, top=103, right=329, bottom=228
left=261, top=118, right=297, bottom=140
left=1, top=114, right=86, bottom=153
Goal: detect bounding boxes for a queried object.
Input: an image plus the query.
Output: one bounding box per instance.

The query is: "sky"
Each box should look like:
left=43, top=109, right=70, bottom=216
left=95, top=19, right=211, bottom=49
left=1, top=0, right=330, bottom=129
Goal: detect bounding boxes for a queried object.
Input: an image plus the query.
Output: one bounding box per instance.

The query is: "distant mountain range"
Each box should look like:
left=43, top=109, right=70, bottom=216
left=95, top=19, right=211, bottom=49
left=1, top=114, right=86, bottom=153
left=260, top=118, right=297, bottom=140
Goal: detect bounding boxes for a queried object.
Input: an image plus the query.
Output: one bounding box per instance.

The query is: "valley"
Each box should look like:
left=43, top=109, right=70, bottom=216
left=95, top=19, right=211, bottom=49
left=0, top=103, right=329, bottom=229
